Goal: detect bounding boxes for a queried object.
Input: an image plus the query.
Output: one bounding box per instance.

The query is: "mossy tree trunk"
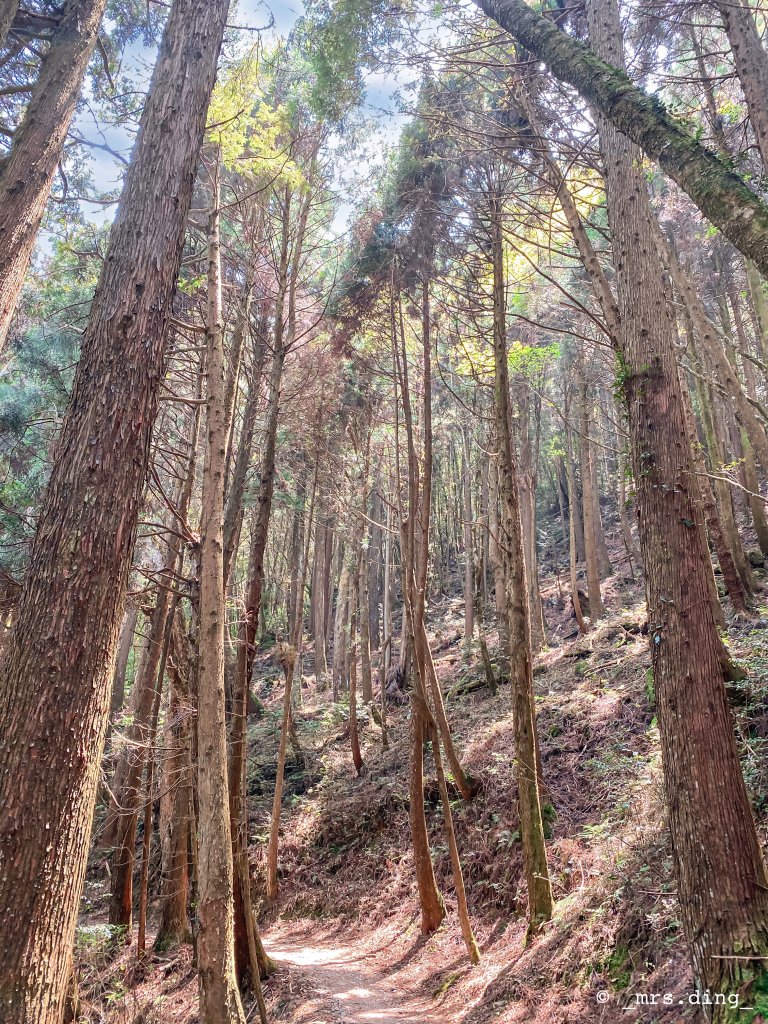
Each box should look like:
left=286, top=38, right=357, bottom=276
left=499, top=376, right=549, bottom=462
left=472, top=0, right=768, bottom=279
left=585, top=0, right=768, bottom=1008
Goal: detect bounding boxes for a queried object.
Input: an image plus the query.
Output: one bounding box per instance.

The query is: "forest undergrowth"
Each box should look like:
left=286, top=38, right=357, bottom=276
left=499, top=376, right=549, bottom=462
left=73, top=528, right=768, bottom=1024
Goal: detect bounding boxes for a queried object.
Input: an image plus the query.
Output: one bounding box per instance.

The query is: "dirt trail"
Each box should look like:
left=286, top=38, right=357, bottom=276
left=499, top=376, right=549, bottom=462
left=264, top=923, right=447, bottom=1024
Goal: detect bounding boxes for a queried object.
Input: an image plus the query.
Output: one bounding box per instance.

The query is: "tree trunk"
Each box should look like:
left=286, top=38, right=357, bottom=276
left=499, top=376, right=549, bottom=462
left=392, top=282, right=446, bottom=933
left=108, top=391, right=202, bottom=926
left=0, top=0, right=108, bottom=352
left=566, top=422, right=589, bottom=635
left=196, top=157, right=246, bottom=1024
left=578, top=361, right=604, bottom=620
left=0, top=2, right=229, bottom=1013
left=489, top=184, right=553, bottom=933
left=312, top=515, right=329, bottom=679
left=462, top=424, right=475, bottom=655
left=155, top=613, right=194, bottom=948
left=742, top=430, right=768, bottom=555
left=429, top=721, right=480, bottom=964
left=0, top=2, right=18, bottom=46
left=715, top=0, right=768, bottom=172
left=333, top=559, right=349, bottom=699
left=585, top=0, right=768, bottom=1005
left=349, top=555, right=365, bottom=776
left=111, top=602, right=138, bottom=719
left=230, top=334, right=285, bottom=986
left=516, top=382, right=547, bottom=647
left=108, top=587, right=174, bottom=927
left=266, top=463, right=317, bottom=898
left=678, top=348, right=737, bottom=623
left=359, top=536, right=374, bottom=703
left=222, top=330, right=267, bottom=587
left=472, top=0, right=768, bottom=279
left=137, top=605, right=173, bottom=956
left=658, top=233, right=768, bottom=477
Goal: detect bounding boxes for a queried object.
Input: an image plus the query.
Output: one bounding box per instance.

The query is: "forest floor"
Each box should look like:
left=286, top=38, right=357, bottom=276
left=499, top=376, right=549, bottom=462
left=261, top=921, right=447, bottom=1023
left=76, top=537, right=768, bottom=1024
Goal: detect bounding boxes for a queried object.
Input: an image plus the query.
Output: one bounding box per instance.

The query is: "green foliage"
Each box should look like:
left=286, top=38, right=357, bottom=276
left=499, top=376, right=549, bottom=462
left=508, top=340, right=559, bottom=380
left=0, top=232, right=103, bottom=574
left=207, top=47, right=304, bottom=187
left=299, top=0, right=405, bottom=122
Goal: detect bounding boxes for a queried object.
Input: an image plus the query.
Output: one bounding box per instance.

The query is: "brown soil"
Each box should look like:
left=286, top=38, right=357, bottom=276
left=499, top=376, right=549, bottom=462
left=263, top=921, right=447, bottom=1023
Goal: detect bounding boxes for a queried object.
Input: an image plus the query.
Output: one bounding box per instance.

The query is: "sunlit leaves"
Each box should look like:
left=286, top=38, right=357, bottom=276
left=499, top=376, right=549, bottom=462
left=207, top=47, right=304, bottom=188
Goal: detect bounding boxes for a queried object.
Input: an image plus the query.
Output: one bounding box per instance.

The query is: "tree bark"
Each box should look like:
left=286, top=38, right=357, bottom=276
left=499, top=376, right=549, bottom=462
left=0, top=2, right=19, bottom=46
left=155, top=613, right=194, bottom=948
left=489, top=183, right=553, bottom=932
left=359, top=533, right=374, bottom=702
left=111, top=602, right=138, bottom=719
left=578, top=360, right=604, bottom=621
left=462, top=423, right=475, bottom=655
left=0, top=2, right=229, bottom=1016
left=585, top=0, right=768, bottom=1005
left=566, top=421, right=589, bottom=634
left=0, top=0, right=108, bottom=352
left=196, top=157, right=246, bottom=1024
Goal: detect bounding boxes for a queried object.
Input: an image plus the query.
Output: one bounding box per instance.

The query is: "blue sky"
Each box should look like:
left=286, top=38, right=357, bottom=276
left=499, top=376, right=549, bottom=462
left=71, top=0, right=410, bottom=235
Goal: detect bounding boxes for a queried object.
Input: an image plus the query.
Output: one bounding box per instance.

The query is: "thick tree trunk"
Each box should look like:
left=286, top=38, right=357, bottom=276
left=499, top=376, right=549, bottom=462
left=0, top=2, right=229, bottom=1016
left=585, top=0, right=768, bottom=1006
left=196, top=159, right=246, bottom=1024
left=472, top=0, right=768, bottom=278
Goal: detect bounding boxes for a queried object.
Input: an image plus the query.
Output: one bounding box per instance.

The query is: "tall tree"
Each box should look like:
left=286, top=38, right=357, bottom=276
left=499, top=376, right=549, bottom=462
left=489, top=175, right=553, bottom=932
left=196, top=155, right=247, bottom=1024
left=584, top=0, right=768, bottom=1007
left=0, top=0, right=230, bottom=1017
